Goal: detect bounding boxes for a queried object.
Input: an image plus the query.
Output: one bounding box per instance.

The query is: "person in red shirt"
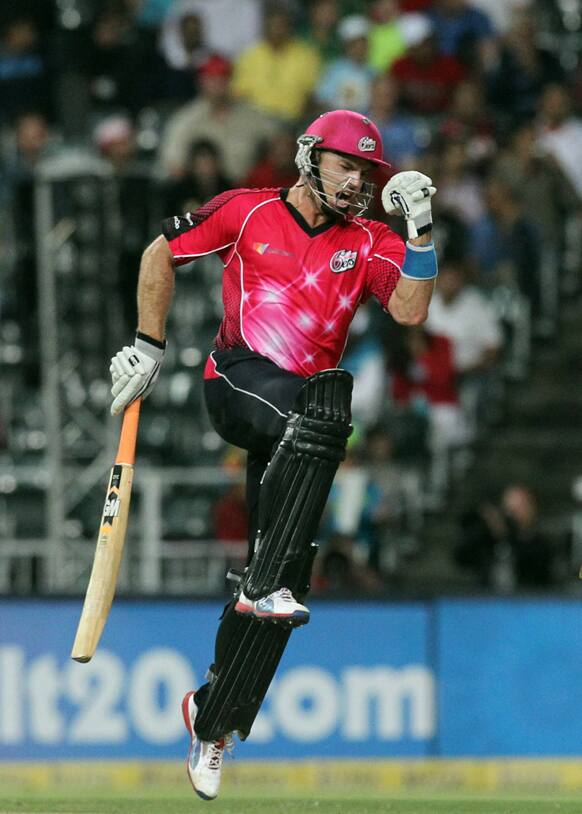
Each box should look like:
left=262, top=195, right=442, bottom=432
left=390, top=17, right=465, bottom=115
left=243, top=128, right=299, bottom=190
left=108, top=109, right=438, bottom=799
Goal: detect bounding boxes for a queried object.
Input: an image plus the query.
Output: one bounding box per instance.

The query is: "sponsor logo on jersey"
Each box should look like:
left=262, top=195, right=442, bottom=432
left=358, top=136, right=376, bottom=152
left=254, top=242, right=294, bottom=258
left=330, top=249, right=358, bottom=273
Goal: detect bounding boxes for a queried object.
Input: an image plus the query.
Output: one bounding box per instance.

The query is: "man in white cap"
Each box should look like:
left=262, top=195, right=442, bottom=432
left=315, top=15, right=376, bottom=113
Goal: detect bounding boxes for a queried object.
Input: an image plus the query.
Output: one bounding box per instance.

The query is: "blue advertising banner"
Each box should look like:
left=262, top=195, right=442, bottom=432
left=0, top=600, right=434, bottom=761
left=436, top=598, right=582, bottom=756
left=4, top=598, right=582, bottom=761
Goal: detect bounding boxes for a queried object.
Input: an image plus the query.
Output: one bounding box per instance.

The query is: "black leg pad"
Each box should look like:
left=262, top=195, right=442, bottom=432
left=243, top=369, right=353, bottom=600
left=194, top=543, right=317, bottom=742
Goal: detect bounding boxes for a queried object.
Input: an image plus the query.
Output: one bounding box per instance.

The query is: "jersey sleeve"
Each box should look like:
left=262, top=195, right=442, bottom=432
left=161, top=189, right=247, bottom=266
left=362, top=226, right=406, bottom=311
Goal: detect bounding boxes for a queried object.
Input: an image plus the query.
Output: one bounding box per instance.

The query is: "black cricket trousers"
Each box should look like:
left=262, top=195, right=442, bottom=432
left=204, top=347, right=306, bottom=564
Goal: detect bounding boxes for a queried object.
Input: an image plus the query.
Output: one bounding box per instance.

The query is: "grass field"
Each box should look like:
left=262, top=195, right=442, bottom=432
left=2, top=788, right=582, bottom=814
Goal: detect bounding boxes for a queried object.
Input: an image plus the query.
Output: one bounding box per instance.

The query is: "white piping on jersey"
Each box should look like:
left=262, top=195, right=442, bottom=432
left=225, top=195, right=281, bottom=351
left=172, top=242, right=235, bottom=261
left=209, top=351, right=287, bottom=418
left=370, top=252, right=402, bottom=272
left=352, top=219, right=374, bottom=248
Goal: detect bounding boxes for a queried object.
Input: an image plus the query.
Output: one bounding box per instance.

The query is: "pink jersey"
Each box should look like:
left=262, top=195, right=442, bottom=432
left=162, top=188, right=404, bottom=377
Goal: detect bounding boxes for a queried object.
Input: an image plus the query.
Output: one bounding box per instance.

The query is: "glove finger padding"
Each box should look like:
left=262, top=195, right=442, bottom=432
left=411, top=186, right=436, bottom=202
left=109, top=334, right=165, bottom=416
left=111, top=376, right=145, bottom=417
left=111, top=374, right=130, bottom=399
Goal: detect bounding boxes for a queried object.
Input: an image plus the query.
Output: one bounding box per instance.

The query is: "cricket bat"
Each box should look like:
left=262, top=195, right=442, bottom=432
left=71, top=398, right=141, bottom=662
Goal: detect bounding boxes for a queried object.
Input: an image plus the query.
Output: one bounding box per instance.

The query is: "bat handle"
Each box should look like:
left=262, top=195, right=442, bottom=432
left=116, top=398, right=141, bottom=466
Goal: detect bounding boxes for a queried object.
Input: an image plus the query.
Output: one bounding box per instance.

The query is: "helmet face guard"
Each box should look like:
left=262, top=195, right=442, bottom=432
left=295, top=135, right=375, bottom=217
left=295, top=110, right=391, bottom=218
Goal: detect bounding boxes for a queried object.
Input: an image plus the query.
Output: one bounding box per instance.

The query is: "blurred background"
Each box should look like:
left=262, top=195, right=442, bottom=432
left=2, top=0, right=582, bottom=786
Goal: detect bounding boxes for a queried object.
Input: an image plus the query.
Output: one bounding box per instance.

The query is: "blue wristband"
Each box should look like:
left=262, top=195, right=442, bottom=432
left=401, top=241, right=438, bottom=281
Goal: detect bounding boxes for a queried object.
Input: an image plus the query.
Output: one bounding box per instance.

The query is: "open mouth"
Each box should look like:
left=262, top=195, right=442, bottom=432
left=335, top=190, right=353, bottom=209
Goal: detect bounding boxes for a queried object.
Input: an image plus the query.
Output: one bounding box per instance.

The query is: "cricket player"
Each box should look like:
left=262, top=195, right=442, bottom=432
left=109, top=110, right=437, bottom=800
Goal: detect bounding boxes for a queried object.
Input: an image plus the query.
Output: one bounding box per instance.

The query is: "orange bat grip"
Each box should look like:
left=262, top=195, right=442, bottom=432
left=115, top=398, right=141, bottom=465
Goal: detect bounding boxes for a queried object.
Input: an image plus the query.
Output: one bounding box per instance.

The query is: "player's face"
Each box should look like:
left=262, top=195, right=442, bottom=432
left=316, top=151, right=374, bottom=215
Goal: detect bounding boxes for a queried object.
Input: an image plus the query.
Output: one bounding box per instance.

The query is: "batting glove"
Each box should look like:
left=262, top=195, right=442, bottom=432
left=110, top=332, right=165, bottom=416
left=381, top=171, right=436, bottom=240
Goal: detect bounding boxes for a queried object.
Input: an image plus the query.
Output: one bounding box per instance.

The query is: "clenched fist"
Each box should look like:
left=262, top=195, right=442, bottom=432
left=382, top=171, right=436, bottom=240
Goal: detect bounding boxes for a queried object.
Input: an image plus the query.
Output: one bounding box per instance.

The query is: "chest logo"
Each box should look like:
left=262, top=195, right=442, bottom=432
left=330, top=249, right=358, bottom=273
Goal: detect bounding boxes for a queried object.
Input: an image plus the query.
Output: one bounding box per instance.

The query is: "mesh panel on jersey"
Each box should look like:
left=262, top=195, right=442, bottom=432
left=192, top=187, right=282, bottom=228
left=365, top=255, right=401, bottom=311
left=215, top=281, right=247, bottom=350
left=190, top=188, right=247, bottom=227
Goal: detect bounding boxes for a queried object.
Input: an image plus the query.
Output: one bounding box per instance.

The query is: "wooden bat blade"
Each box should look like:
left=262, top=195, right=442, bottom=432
left=70, top=462, right=134, bottom=662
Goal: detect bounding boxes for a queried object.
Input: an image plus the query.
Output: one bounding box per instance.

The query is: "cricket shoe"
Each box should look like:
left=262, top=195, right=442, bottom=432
left=182, top=690, right=232, bottom=801
left=235, top=587, right=310, bottom=626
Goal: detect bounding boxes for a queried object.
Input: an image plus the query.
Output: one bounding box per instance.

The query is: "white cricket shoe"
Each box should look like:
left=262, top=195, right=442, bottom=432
left=182, top=690, right=232, bottom=801
left=235, top=587, right=310, bottom=626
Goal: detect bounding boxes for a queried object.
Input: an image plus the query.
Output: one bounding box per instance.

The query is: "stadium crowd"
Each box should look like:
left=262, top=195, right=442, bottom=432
left=0, top=0, right=581, bottom=594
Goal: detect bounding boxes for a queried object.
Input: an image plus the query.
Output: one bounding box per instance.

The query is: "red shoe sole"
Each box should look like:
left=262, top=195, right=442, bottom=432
left=182, top=691, right=195, bottom=735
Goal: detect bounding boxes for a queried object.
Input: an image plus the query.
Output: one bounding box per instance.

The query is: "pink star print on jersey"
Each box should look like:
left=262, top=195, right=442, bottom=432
left=162, top=188, right=405, bottom=378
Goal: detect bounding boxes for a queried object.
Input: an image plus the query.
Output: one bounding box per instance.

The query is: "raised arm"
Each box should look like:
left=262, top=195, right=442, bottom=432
left=382, top=171, right=438, bottom=326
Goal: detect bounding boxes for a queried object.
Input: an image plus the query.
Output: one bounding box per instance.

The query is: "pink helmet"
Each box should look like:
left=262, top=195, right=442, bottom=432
left=301, top=110, right=390, bottom=169
left=295, top=110, right=389, bottom=217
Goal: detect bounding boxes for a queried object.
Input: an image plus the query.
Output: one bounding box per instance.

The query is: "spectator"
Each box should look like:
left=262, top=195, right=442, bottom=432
left=158, top=53, right=278, bottom=182
left=232, top=4, right=321, bottom=121
left=81, top=4, right=153, bottom=115
left=486, top=11, right=564, bottom=123
left=426, top=258, right=502, bottom=378
left=173, top=0, right=263, bottom=59
left=390, top=326, right=471, bottom=455
left=213, top=480, right=248, bottom=543
left=367, top=0, right=407, bottom=73
left=94, top=114, right=140, bottom=174
left=321, top=445, right=388, bottom=582
left=455, top=483, right=556, bottom=590
left=243, top=129, right=298, bottom=190
left=493, top=121, right=580, bottom=324
left=163, top=139, right=233, bottom=215
left=366, top=74, right=428, bottom=169
left=300, top=0, right=342, bottom=62
left=473, top=177, right=544, bottom=320
left=364, top=424, right=421, bottom=570
left=315, top=15, right=375, bottom=114
left=436, top=141, right=485, bottom=226
left=156, top=4, right=210, bottom=103
left=341, top=305, right=387, bottom=432
left=0, top=16, right=48, bottom=124
left=495, top=122, right=580, bottom=245
left=536, top=84, right=582, bottom=201
left=425, top=257, right=502, bottom=429
left=439, top=80, right=496, bottom=166
left=94, top=115, right=155, bottom=331
left=315, top=533, right=384, bottom=594
left=428, top=0, right=497, bottom=71
left=390, top=15, right=466, bottom=116
left=469, top=0, right=532, bottom=34
left=5, top=112, right=57, bottom=373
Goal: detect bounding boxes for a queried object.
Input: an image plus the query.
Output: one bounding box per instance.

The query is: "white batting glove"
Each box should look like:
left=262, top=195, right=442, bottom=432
left=382, top=171, right=436, bottom=240
left=110, top=332, right=165, bottom=416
